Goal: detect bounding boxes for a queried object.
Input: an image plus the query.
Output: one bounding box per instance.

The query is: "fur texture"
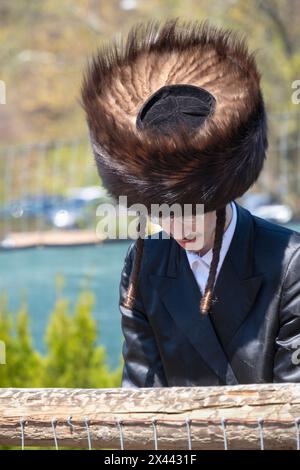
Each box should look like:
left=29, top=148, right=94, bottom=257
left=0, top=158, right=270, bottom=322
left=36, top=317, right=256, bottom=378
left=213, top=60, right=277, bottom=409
left=81, top=17, right=268, bottom=213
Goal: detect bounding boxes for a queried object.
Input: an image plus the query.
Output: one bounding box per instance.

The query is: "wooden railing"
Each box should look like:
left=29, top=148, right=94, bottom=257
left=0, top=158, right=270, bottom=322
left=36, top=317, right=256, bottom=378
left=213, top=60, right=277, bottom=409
left=0, top=383, right=300, bottom=450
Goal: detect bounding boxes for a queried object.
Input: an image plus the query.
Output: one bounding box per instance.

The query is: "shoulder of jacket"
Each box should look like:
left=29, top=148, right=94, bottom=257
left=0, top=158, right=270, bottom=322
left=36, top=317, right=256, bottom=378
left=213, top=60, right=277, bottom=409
left=124, top=230, right=173, bottom=272
left=252, top=213, right=300, bottom=249
left=126, top=230, right=172, bottom=252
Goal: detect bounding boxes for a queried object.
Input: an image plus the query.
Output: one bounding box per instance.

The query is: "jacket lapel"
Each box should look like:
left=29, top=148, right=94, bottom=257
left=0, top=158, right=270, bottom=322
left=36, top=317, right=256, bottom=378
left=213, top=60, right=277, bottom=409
left=149, top=233, right=238, bottom=384
left=149, top=201, right=263, bottom=384
left=210, top=263, right=263, bottom=348
left=210, top=202, right=263, bottom=347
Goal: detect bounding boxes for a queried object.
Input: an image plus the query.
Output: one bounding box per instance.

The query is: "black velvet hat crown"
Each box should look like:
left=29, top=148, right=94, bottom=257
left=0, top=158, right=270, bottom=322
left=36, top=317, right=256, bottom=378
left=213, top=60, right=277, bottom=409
left=136, top=83, right=216, bottom=137
left=81, top=18, right=268, bottom=314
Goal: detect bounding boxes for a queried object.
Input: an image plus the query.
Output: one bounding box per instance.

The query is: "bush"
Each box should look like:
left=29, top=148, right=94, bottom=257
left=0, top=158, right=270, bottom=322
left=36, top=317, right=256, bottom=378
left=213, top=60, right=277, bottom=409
left=0, top=289, right=123, bottom=388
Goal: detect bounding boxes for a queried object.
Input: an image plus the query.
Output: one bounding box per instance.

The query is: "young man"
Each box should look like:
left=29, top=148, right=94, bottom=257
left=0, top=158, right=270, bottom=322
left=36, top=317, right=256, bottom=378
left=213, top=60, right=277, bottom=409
left=82, top=18, right=300, bottom=387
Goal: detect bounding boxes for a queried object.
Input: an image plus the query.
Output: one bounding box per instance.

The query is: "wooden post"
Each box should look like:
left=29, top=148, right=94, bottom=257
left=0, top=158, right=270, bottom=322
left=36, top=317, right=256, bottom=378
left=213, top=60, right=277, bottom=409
left=1, top=383, right=300, bottom=450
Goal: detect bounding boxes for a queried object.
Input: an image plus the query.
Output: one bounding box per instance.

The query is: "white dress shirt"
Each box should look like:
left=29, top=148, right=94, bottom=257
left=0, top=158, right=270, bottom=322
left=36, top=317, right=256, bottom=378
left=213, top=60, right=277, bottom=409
left=185, top=201, right=237, bottom=294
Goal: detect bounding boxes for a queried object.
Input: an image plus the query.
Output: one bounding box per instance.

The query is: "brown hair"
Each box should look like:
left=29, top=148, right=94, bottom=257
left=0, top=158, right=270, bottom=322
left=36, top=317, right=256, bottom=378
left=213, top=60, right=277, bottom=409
left=123, top=212, right=147, bottom=309
left=200, top=207, right=226, bottom=314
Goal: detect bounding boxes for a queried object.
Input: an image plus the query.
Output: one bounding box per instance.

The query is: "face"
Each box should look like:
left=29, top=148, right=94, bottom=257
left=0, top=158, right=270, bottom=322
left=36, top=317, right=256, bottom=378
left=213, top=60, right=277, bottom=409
left=158, top=210, right=216, bottom=252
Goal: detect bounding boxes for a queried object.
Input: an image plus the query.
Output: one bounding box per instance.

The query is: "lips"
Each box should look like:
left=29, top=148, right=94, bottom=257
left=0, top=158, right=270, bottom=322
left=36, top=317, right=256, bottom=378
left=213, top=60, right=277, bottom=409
left=177, top=237, right=197, bottom=247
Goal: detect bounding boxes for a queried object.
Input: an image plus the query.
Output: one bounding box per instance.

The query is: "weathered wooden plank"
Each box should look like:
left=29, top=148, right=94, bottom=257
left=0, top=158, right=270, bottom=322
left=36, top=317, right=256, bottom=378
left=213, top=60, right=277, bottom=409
left=0, top=384, right=300, bottom=449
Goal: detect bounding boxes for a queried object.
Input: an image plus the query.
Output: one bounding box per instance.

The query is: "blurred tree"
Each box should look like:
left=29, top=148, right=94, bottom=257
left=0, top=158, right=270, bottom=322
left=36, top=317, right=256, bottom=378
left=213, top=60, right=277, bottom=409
left=0, top=295, right=43, bottom=387
left=43, top=289, right=122, bottom=387
left=0, top=289, right=123, bottom=388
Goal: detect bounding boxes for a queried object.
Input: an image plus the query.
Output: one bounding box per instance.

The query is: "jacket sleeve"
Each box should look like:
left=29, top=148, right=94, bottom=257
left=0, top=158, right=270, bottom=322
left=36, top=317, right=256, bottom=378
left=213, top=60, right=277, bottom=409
left=119, top=241, right=168, bottom=388
left=273, top=246, right=300, bottom=382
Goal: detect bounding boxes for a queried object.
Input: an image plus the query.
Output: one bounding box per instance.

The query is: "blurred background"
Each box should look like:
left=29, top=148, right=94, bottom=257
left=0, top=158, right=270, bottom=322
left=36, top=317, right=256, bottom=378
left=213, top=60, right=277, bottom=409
left=0, top=0, right=300, bottom=388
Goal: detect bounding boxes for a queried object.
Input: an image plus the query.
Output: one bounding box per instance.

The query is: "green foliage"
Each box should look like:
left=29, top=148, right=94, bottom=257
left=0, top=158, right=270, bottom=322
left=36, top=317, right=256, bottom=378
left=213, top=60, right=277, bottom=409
left=0, top=295, right=43, bottom=387
left=43, top=290, right=121, bottom=387
left=0, top=289, right=123, bottom=388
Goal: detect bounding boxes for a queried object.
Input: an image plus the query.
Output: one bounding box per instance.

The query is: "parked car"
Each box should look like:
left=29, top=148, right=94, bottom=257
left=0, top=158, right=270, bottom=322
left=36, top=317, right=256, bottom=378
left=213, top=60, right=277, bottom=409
left=46, top=187, right=112, bottom=229
left=240, top=192, right=293, bottom=224
left=0, top=187, right=113, bottom=230
left=0, top=194, right=65, bottom=220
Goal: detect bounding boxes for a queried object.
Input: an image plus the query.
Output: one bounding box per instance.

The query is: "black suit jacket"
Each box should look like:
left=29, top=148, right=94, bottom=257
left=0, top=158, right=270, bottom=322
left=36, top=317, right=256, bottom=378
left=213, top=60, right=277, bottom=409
left=119, top=201, right=300, bottom=387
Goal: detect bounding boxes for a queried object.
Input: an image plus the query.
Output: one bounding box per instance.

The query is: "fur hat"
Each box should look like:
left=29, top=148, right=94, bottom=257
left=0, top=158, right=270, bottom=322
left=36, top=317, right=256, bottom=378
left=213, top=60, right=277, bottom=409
left=81, top=18, right=268, bottom=314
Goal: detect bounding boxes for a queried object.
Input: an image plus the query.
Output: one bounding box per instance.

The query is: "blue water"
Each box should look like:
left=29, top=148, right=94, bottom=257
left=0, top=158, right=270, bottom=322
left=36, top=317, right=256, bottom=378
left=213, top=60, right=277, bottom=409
left=0, top=242, right=132, bottom=370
